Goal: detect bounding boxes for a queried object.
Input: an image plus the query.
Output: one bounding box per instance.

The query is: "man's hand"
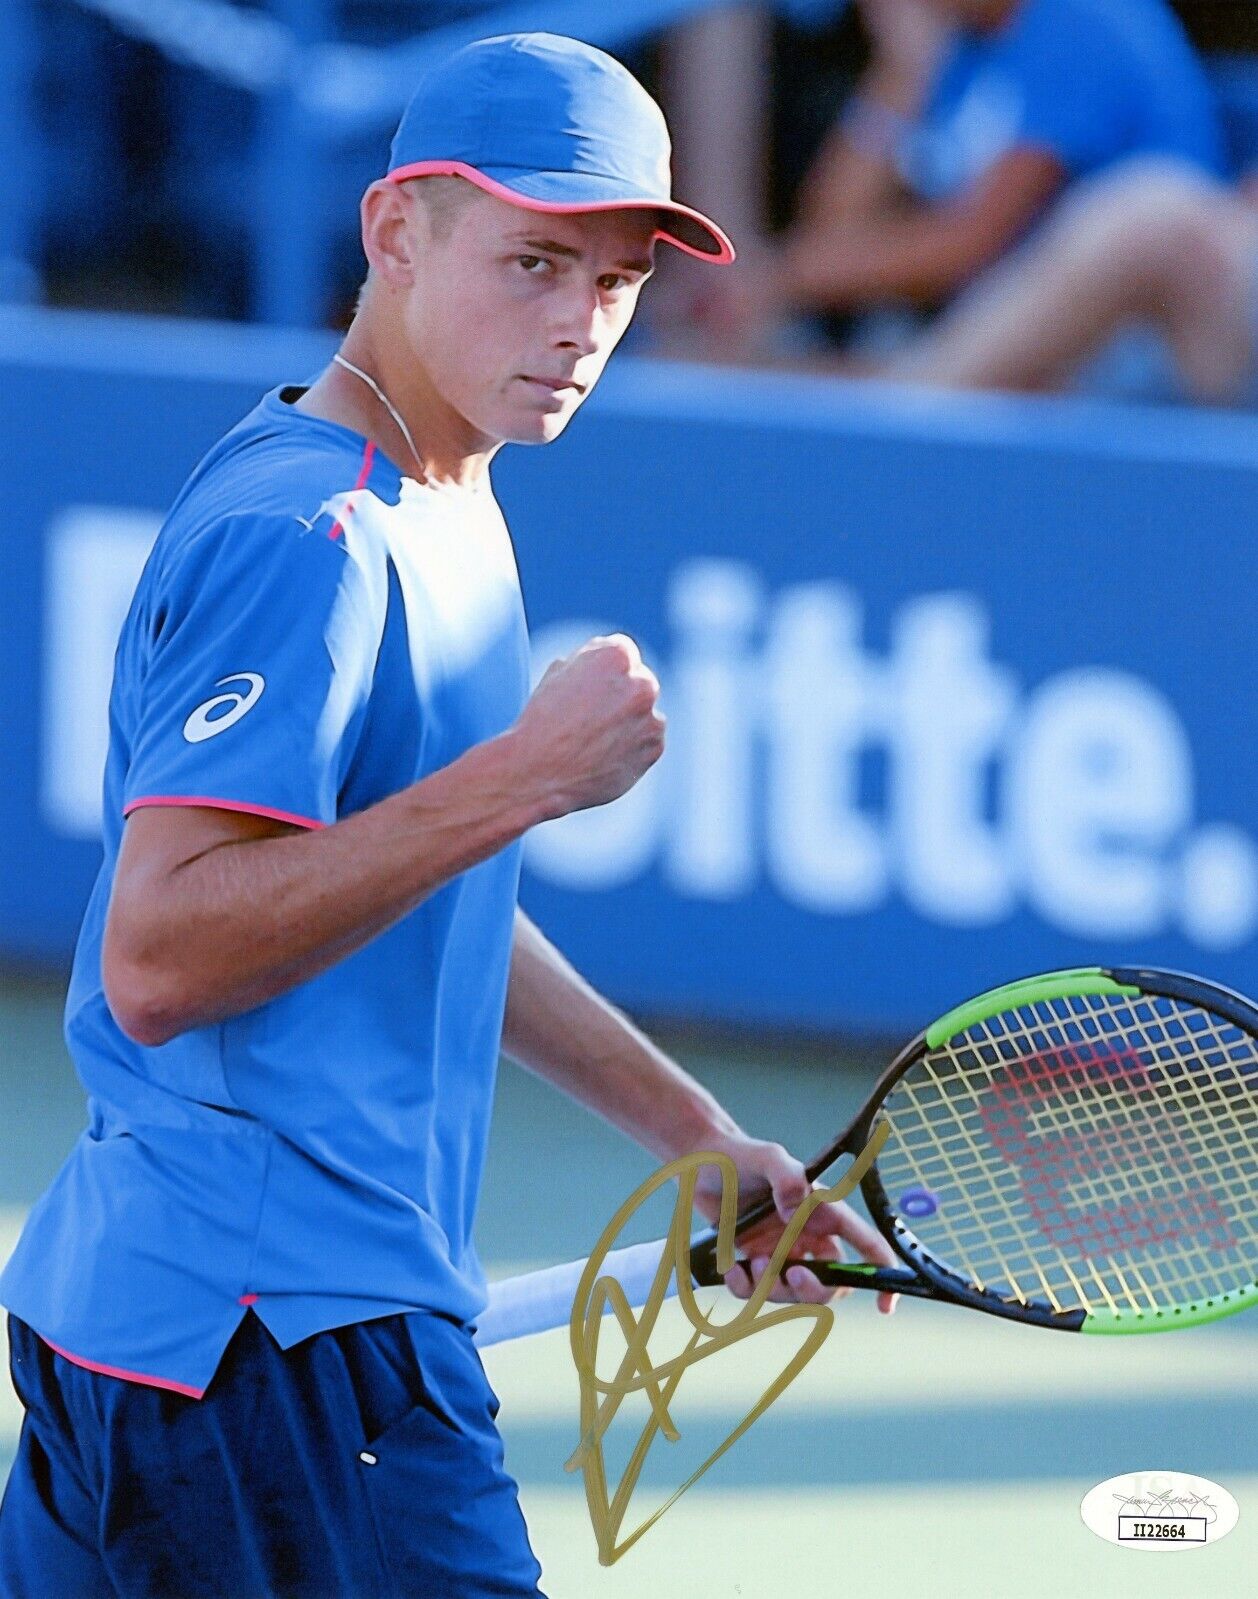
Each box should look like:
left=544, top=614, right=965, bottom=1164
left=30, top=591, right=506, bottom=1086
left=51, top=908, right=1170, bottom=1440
left=860, top=0, right=949, bottom=94
left=511, top=635, right=665, bottom=819
left=686, top=1130, right=900, bottom=1314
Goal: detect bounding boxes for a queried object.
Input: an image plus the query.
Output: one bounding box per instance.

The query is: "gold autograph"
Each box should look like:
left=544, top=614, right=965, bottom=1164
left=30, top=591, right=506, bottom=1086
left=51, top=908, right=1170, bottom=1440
left=565, top=1123, right=888, bottom=1564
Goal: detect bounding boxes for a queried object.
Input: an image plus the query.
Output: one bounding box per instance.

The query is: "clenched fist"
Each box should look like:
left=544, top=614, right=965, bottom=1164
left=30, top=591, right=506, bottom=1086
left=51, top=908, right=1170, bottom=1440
left=512, top=635, right=665, bottom=819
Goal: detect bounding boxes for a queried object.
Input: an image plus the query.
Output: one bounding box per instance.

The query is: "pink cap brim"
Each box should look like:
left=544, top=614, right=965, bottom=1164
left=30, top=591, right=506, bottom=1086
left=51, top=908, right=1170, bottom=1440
left=386, top=160, right=735, bottom=264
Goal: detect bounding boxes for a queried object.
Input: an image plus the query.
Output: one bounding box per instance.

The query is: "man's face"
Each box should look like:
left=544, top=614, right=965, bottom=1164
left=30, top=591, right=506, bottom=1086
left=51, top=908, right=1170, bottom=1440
left=399, top=187, right=658, bottom=448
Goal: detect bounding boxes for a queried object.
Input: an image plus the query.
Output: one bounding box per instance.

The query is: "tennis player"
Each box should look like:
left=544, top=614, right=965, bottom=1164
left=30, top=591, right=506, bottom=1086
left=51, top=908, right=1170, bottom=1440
left=0, top=33, right=897, bottom=1597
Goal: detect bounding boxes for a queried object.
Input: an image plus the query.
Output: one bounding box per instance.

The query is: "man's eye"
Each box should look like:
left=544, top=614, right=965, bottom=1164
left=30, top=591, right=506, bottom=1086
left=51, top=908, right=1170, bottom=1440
left=598, top=274, right=628, bottom=292
left=518, top=255, right=550, bottom=273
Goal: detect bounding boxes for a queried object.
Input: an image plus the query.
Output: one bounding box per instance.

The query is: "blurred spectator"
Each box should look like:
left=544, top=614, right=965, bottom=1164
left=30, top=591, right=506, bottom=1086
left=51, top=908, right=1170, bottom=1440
left=891, top=156, right=1258, bottom=404
left=698, top=0, right=1227, bottom=364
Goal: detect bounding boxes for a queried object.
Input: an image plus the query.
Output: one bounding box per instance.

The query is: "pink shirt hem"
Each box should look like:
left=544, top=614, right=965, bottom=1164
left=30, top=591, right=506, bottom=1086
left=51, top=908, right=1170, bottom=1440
left=39, top=1334, right=206, bottom=1399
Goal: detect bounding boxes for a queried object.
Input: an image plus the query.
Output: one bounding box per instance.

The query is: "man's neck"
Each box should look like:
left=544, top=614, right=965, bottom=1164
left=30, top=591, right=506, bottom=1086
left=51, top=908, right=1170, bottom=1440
left=295, top=326, right=496, bottom=489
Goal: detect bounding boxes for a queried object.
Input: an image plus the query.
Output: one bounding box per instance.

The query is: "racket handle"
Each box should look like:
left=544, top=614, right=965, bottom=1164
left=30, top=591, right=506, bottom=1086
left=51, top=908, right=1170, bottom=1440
left=691, top=1256, right=929, bottom=1299
left=474, top=1240, right=674, bottom=1347
left=806, top=1262, right=932, bottom=1298
left=475, top=1250, right=926, bottom=1350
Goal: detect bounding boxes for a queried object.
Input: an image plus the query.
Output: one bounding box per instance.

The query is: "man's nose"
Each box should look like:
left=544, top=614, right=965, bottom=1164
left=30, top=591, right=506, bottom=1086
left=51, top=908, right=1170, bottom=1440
left=550, top=282, right=602, bottom=356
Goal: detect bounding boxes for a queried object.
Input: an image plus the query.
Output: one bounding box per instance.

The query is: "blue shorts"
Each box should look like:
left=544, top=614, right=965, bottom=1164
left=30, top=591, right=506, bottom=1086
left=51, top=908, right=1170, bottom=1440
left=0, top=1309, right=546, bottom=1597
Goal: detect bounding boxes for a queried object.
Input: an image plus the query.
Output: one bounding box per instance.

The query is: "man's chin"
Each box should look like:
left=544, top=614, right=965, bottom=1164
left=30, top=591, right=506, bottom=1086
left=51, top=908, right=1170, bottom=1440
left=504, top=408, right=578, bottom=445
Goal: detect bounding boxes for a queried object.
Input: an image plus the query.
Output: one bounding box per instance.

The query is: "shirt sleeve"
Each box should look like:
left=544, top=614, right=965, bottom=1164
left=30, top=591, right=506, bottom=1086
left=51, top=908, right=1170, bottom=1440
left=122, top=513, right=384, bottom=829
left=1010, top=14, right=1135, bottom=178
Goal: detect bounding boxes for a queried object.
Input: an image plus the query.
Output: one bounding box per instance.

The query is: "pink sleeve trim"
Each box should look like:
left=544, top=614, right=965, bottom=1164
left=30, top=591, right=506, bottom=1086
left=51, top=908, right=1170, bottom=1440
left=39, top=1335, right=206, bottom=1399
left=122, top=796, right=325, bottom=830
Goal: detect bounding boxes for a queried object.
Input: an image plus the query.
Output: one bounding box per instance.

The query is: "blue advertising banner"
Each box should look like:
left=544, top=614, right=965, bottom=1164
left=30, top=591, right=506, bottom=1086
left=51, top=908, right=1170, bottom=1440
left=2, top=307, right=1255, bottom=1033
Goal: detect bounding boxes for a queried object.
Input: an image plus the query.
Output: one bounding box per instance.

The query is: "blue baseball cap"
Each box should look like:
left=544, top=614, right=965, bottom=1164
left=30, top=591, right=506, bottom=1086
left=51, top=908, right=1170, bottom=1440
left=386, top=32, right=735, bottom=264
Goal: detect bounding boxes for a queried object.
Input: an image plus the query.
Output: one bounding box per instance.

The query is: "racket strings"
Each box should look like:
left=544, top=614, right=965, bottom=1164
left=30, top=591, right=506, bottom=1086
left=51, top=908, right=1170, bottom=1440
left=978, top=1000, right=1256, bottom=1315
left=876, top=993, right=1257, bottom=1317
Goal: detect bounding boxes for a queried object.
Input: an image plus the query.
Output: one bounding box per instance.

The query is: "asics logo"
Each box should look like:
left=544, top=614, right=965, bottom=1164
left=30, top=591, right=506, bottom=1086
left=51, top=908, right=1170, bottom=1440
left=183, top=673, right=266, bottom=743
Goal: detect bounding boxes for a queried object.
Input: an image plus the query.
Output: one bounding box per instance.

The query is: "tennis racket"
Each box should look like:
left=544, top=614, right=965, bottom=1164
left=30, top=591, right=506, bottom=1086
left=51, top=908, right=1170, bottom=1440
left=475, top=965, right=1258, bottom=1346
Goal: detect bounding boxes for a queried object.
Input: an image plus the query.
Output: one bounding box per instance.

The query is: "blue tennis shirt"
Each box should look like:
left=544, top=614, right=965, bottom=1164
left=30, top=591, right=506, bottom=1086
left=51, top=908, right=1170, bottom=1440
left=0, top=386, right=530, bottom=1397
left=903, top=0, right=1226, bottom=202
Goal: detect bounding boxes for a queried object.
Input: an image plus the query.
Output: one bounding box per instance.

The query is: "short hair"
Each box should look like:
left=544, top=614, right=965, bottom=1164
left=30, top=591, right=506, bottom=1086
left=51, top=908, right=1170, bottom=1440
left=411, top=174, right=482, bottom=241
left=353, top=176, right=482, bottom=315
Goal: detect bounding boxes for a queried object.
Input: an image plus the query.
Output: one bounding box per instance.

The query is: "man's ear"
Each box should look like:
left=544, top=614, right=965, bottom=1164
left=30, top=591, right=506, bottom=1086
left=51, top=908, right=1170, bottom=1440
left=360, top=181, right=417, bottom=289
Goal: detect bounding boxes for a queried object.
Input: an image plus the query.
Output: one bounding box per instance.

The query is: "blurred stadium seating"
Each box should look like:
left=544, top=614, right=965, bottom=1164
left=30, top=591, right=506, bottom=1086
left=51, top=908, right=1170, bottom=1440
left=7, top=2, right=1253, bottom=329
left=3, top=0, right=825, bottom=322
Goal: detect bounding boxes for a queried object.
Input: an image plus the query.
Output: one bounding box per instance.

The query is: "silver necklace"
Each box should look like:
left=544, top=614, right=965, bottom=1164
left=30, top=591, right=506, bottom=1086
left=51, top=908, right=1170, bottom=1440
left=332, top=352, right=426, bottom=479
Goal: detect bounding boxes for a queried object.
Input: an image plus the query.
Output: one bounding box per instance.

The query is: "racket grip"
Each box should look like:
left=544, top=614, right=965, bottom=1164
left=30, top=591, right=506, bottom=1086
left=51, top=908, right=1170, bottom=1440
left=691, top=1255, right=927, bottom=1298
left=807, top=1262, right=929, bottom=1297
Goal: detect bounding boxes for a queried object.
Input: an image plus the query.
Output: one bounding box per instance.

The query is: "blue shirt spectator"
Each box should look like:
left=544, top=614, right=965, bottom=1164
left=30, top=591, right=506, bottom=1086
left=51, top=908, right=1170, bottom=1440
left=904, top=0, right=1227, bottom=202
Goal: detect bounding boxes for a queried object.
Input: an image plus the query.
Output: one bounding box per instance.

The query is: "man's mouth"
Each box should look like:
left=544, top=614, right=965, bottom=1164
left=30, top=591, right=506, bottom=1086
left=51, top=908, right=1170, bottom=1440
left=520, top=375, right=585, bottom=394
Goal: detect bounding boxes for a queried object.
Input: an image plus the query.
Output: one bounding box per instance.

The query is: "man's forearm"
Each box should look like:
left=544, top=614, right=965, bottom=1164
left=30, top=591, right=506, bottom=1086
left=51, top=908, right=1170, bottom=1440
left=794, top=65, right=924, bottom=230
left=501, top=910, right=740, bottom=1159
left=107, top=734, right=544, bottom=1045
left=782, top=211, right=983, bottom=309
left=785, top=146, right=1066, bottom=312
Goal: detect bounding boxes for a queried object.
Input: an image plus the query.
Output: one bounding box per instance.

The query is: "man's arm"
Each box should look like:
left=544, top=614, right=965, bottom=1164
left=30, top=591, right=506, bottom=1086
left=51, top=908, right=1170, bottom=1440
left=715, top=147, right=1066, bottom=356
left=792, top=0, right=947, bottom=228
left=793, top=66, right=921, bottom=234
left=105, top=742, right=542, bottom=1046
left=501, top=909, right=900, bottom=1309
left=781, top=147, right=1067, bottom=310
left=501, top=908, right=739, bottom=1160
left=104, top=635, right=663, bottom=1046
